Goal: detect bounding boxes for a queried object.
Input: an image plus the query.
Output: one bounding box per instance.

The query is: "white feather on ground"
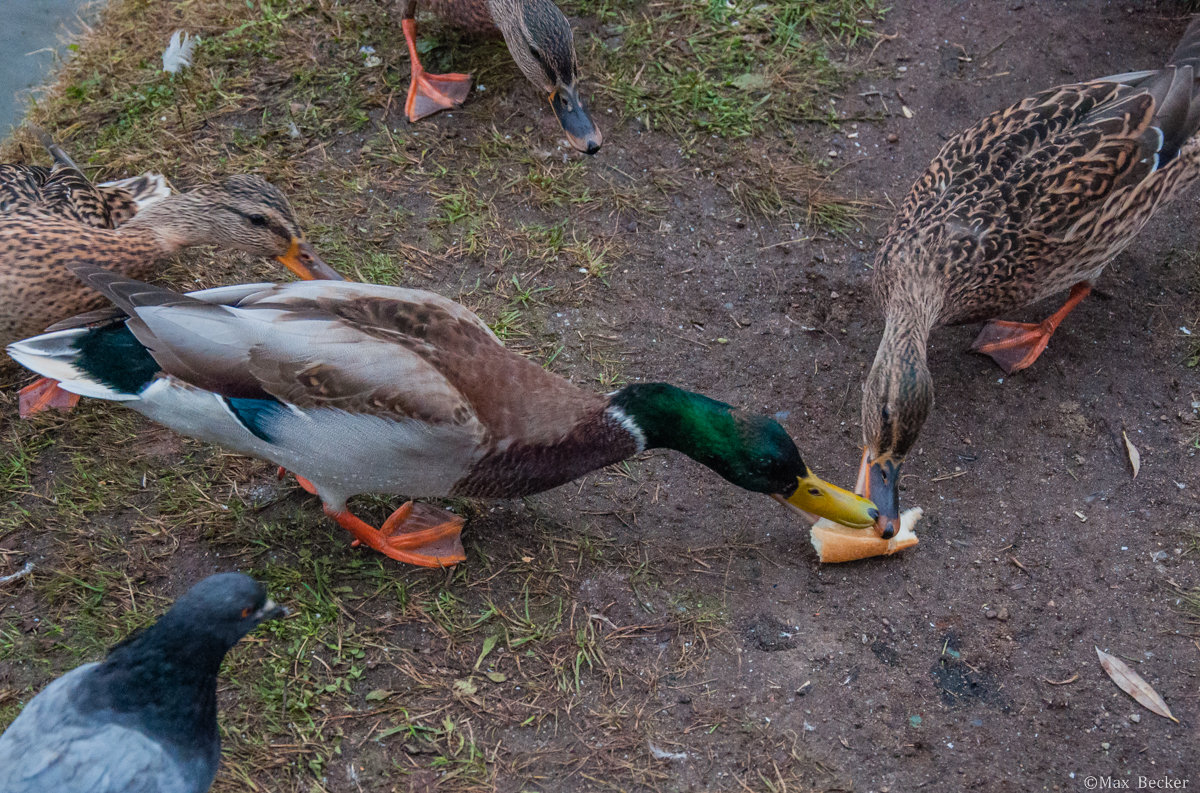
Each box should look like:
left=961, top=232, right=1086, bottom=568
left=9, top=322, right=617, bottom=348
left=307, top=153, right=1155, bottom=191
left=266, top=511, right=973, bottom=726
left=162, top=30, right=197, bottom=74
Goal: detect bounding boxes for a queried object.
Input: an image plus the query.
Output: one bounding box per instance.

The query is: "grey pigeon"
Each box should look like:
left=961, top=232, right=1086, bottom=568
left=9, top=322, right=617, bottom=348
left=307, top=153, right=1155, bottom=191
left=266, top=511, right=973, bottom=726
left=0, top=572, right=285, bottom=793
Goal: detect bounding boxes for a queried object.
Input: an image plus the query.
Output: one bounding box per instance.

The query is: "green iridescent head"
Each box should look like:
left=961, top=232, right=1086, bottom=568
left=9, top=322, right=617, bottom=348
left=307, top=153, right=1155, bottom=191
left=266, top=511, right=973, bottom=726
left=609, top=383, right=877, bottom=528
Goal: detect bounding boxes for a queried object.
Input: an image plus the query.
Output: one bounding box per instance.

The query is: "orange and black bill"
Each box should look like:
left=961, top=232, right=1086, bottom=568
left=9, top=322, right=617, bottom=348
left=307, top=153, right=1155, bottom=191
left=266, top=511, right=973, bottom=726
left=277, top=238, right=345, bottom=281
left=860, top=451, right=901, bottom=539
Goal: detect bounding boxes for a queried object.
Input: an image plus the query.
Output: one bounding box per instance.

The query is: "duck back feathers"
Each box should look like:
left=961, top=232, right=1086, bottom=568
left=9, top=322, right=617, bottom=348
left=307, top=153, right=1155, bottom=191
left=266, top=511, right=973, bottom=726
left=876, top=17, right=1200, bottom=325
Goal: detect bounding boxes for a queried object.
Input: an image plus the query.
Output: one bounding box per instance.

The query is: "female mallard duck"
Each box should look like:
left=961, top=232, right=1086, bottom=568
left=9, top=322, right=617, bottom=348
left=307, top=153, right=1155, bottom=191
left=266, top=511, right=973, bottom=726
left=398, top=0, right=602, bottom=153
left=2, top=170, right=341, bottom=416
left=10, top=263, right=878, bottom=567
left=860, top=18, right=1200, bottom=538
left=0, top=131, right=169, bottom=227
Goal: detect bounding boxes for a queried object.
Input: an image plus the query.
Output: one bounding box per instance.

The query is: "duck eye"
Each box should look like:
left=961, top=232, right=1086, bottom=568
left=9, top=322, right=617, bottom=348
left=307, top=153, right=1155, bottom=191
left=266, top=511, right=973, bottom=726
left=881, top=405, right=891, bottom=423
left=808, top=487, right=821, bottom=497
left=241, top=606, right=253, bottom=618
left=248, top=214, right=268, bottom=227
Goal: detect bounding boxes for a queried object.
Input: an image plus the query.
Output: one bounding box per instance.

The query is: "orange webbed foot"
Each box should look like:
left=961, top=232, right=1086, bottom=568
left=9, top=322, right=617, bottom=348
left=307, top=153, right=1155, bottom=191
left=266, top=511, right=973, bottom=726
left=401, top=16, right=472, bottom=122
left=324, top=501, right=465, bottom=567
left=18, top=378, right=80, bottom=418
left=406, top=69, right=472, bottom=121
left=970, top=320, right=1054, bottom=375
left=970, top=282, right=1092, bottom=375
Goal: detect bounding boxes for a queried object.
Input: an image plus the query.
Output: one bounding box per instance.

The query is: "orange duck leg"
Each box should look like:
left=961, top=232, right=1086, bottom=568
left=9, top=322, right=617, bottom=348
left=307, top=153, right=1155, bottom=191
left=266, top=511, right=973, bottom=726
left=402, top=17, right=472, bottom=121
left=18, top=377, right=80, bottom=418
left=287, top=471, right=465, bottom=567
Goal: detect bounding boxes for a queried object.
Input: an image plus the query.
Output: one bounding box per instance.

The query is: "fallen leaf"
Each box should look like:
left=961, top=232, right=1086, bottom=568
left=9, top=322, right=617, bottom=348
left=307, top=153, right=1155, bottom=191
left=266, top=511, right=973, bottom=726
left=365, top=688, right=394, bottom=701
left=1095, top=647, right=1178, bottom=722
left=485, top=670, right=507, bottom=683
left=731, top=72, right=771, bottom=91
left=474, top=634, right=498, bottom=670
left=453, top=678, right=478, bottom=697
left=1122, top=431, right=1141, bottom=478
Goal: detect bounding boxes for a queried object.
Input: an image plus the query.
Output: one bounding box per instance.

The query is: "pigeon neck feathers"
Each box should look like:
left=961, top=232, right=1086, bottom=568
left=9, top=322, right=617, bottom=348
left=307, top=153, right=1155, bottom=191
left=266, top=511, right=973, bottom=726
left=80, top=604, right=233, bottom=751
left=74, top=573, right=274, bottom=754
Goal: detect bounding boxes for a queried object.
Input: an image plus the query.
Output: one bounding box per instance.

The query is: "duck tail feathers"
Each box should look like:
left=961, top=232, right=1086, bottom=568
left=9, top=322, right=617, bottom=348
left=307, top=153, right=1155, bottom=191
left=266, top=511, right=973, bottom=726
left=97, top=173, right=172, bottom=212
left=1169, top=16, right=1200, bottom=70
left=26, top=124, right=80, bottom=172
left=7, top=330, right=140, bottom=402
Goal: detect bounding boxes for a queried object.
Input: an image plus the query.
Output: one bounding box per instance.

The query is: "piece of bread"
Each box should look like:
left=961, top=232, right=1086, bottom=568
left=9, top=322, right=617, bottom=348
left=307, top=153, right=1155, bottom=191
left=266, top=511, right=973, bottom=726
left=810, top=507, right=921, bottom=563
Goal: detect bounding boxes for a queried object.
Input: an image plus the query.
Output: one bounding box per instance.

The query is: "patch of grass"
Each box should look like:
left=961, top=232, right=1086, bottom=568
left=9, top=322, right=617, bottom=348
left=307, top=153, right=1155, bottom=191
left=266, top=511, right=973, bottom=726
left=577, top=0, right=886, bottom=143
left=720, top=144, right=873, bottom=233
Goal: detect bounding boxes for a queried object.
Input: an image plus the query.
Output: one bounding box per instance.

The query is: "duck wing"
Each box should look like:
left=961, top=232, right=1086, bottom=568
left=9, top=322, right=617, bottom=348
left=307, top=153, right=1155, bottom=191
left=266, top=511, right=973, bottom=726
left=879, top=18, right=1200, bottom=319
left=67, top=262, right=487, bottom=429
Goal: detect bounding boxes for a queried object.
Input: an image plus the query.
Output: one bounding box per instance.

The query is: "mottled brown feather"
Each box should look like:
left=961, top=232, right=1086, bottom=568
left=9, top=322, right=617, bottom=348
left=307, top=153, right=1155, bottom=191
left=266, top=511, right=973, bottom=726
left=0, top=175, right=314, bottom=349
left=0, top=162, right=141, bottom=229
left=864, top=16, right=1200, bottom=463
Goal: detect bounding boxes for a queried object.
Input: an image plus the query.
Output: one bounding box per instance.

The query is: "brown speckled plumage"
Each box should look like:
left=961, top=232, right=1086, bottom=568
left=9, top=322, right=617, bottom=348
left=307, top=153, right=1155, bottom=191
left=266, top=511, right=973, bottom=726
left=399, top=0, right=600, bottom=151
left=0, top=163, right=163, bottom=229
left=860, top=17, right=1200, bottom=528
left=0, top=174, right=314, bottom=348
left=0, top=133, right=171, bottom=229
left=424, top=0, right=496, bottom=36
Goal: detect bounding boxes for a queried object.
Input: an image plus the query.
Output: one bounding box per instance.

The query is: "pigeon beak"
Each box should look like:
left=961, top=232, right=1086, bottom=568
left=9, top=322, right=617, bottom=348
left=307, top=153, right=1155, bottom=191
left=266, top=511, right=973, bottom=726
left=253, top=599, right=288, bottom=623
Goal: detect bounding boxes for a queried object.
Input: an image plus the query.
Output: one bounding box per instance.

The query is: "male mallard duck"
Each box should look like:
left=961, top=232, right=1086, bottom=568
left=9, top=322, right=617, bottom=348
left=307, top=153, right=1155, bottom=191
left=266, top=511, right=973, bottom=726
left=1, top=171, right=342, bottom=416
left=0, top=131, right=169, bottom=227
left=860, top=18, right=1200, bottom=538
left=398, top=0, right=602, bottom=153
left=9, top=263, right=878, bottom=567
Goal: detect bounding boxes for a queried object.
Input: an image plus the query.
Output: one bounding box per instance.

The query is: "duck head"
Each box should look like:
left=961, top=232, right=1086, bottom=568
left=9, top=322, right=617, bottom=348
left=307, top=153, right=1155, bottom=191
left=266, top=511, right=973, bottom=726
left=490, top=0, right=602, bottom=154
left=860, top=333, right=934, bottom=539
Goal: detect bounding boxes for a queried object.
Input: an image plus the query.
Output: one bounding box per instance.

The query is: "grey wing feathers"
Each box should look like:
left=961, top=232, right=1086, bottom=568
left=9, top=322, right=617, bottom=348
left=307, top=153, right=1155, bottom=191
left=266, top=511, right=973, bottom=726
left=44, top=282, right=276, bottom=332
left=64, top=262, right=490, bottom=424
left=0, top=665, right=197, bottom=793
left=1168, top=16, right=1200, bottom=69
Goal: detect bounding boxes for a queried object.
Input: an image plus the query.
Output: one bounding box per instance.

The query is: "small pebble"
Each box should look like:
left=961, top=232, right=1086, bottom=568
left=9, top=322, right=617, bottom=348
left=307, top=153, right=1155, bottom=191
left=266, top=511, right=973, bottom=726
left=1129, top=714, right=1141, bottom=723
left=997, top=607, right=1010, bottom=621
left=887, top=133, right=899, bottom=143
left=985, top=610, right=998, bottom=619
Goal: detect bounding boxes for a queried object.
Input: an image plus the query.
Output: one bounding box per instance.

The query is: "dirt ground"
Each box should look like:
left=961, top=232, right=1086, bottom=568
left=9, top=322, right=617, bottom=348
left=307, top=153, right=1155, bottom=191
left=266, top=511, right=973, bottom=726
left=1, top=0, right=1198, bottom=791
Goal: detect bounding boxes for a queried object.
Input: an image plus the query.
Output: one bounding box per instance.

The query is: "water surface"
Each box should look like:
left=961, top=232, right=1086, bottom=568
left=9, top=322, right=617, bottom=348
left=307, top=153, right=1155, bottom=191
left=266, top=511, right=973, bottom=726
left=0, top=0, right=99, bottom=135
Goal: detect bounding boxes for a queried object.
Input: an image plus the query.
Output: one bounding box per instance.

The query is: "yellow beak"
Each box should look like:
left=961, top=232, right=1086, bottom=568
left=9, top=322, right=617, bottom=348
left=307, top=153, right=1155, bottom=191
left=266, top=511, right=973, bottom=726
left=276, top=237, right=345, bottom=281
left=773, top=471, right=879, bottom=529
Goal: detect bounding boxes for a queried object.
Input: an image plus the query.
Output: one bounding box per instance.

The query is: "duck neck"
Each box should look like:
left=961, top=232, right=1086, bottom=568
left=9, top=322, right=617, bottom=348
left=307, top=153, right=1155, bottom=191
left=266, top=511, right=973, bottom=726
left=455, top=383, right=768, bottom=499
left=863, top=288, right=940, bottom=460
left=118, top=191, right=216, bottom=253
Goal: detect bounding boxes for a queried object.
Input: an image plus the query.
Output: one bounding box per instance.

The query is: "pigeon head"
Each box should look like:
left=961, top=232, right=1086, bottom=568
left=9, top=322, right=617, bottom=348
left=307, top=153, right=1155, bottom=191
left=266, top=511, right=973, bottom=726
left=167, top=572, right=287, bottom=647
left=101, top=572, right=286, bottom=691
